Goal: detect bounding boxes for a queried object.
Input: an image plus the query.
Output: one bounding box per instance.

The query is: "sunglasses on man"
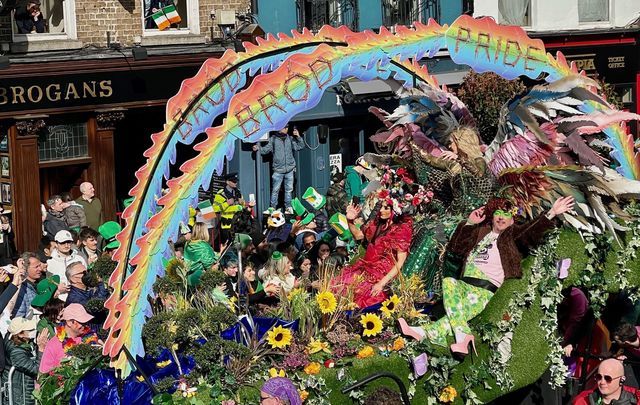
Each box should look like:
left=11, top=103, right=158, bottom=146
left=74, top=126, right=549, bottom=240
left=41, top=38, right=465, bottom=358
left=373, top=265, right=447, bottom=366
left=594, top=373, right=623, bottom=384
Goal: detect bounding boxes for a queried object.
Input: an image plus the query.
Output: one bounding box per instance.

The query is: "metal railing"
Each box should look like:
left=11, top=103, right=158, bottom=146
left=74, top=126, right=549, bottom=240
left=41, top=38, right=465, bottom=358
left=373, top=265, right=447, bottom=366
left=381, top=0, right=440, bottom=27
left=0, top=367, right=16, bottom=405
left=296, top=0, right=358, bottom=32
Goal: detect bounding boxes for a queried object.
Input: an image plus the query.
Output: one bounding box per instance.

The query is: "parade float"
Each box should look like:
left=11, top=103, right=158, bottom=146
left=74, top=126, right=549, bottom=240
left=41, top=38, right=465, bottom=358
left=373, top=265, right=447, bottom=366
left=36, top=14, right=640, bottom=404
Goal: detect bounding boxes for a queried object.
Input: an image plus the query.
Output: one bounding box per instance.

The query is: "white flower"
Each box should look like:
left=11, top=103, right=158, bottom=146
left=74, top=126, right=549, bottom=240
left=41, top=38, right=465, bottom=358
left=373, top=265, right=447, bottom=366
left=467, top=293, right=479, bottom=305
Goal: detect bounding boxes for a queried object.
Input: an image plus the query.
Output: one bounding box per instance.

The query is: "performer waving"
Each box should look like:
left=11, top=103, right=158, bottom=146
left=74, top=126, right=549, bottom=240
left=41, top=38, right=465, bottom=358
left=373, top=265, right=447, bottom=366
left=332, top=198, right=412, bottom=308
left=400, top=196, right=574, bottom=355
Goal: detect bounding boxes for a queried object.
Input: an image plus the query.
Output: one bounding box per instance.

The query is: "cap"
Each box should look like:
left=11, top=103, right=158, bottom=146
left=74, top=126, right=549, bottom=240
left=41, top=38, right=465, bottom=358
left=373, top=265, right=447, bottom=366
left=62, top=303, right=94, bottom=323
left=31, top=275, right=60, bottom=308
left=98, top=221, right=122, bottom=250
left=8, top=317, right=37, bottom=336
left=54, top=230, right=74, bottom=243
left=224, top=172, right=239, bottom=182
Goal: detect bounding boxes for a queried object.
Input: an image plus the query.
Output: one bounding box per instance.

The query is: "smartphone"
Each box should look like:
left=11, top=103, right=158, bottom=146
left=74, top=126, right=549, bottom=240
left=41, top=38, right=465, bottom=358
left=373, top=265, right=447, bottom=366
left=351, top=196, right=360, bottom=205
left=249, top=193, right=255, bottom=203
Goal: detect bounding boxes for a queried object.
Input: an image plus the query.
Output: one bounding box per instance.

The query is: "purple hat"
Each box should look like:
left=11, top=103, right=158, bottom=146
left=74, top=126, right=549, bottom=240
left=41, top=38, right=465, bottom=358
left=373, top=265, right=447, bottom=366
left=261, top=377, right=302, bottom=405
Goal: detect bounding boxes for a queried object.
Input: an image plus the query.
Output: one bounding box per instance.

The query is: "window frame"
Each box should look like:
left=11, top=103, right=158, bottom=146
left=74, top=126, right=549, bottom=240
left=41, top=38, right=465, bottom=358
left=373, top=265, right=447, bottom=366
left=140, top=0, right=201, bottom=37
left=577, top=0, right=611, bottom=25
left=10, top=0, right=77, bottom=43
left=497, top=0, right=532, bottom=29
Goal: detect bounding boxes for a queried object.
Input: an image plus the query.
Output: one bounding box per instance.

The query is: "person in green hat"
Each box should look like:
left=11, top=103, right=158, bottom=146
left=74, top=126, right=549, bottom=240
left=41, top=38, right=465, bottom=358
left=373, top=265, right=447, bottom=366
left=183, top=222, right=220, bottom=286
left=31, top=276, right=65, bottom=338
left=302, top=187, right=329, bottom=233
left=98, top=221, right=122, bottom=254
left=262, top=251, right=295, bottom=296
left=289, top=198, right=314, bottom=226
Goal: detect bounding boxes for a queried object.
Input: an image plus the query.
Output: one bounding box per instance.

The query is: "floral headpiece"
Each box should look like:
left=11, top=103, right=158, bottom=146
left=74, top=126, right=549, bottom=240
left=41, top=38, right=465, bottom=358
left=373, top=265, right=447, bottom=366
left=375, top=166, right=433, bottom=217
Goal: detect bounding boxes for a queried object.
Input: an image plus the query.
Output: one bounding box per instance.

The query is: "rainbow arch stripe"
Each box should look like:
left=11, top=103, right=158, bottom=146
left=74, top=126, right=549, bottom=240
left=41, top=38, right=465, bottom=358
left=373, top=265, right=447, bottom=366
left=104, top=14, right=640, bottom=375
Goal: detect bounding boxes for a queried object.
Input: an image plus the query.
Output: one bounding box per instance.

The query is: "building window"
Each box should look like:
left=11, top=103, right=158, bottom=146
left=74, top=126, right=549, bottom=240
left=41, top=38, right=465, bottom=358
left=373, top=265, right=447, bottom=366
left=142, top=0, right=199, bottom=35
left=498, top=0, right=530, bottom=26
left=11, top=0, right=76, bottom=39
left=578, top=0, right=609, bottom=23
left=39, top=124, right=88, bottom=162
left=381, top=0, right=440, bottom=27
left=296, top=0, right=358, bottom=32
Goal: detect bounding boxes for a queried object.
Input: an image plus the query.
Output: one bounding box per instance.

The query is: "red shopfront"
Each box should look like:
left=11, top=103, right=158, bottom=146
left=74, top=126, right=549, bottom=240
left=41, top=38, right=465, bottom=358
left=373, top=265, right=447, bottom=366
left=538, top=29, right=639, bottom=137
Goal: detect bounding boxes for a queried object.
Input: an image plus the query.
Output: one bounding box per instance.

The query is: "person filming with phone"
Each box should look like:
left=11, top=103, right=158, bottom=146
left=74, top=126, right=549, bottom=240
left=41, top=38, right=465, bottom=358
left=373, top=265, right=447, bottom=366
left=253, top=124, right=305, bottom=214
left=14, top=0, right=45, bottom=34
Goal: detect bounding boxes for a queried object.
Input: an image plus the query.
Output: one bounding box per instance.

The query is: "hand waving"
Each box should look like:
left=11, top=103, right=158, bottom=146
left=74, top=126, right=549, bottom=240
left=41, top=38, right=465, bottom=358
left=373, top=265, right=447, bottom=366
left=548, top=196, right=575, bottom=219
left=345, top=203, right=361, bottom=221
left=467, top=207, right=486, bottom=225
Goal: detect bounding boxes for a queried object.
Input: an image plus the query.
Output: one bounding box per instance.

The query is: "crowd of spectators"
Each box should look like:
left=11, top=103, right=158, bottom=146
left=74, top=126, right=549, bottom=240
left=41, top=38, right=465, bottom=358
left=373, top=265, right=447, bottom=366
left=0, top=181, right=114, bottom=404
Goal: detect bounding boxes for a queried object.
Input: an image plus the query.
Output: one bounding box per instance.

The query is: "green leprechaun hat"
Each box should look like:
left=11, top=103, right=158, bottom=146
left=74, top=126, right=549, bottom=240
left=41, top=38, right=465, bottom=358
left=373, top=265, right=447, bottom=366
left=302, top=187, right=326, bottom=211
left=99, top=221, right=122, bottom=250
left=329, top=213, right=353, bottom=241
left=31, top=275, right=61, bottom=308
left=290, top=198, right=315, bottom=225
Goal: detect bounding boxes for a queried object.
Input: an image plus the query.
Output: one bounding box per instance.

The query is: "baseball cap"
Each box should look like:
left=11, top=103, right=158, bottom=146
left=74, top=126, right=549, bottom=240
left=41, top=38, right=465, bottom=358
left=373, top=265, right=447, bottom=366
left=8, top=317, right=37, bottom=336
left=54, top=230, right=74, bottom=243
left=62, top=303, right=94, bottom=323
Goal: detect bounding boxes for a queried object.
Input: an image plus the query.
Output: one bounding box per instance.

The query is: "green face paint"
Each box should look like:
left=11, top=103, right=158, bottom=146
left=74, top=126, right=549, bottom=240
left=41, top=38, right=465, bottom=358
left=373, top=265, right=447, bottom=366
left=493, top=209, right=513, bottom=219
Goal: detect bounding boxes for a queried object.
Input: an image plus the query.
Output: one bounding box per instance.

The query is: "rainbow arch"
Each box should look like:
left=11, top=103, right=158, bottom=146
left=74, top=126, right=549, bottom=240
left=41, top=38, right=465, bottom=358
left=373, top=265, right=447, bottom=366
left=104, top=14, right=640, bottom=375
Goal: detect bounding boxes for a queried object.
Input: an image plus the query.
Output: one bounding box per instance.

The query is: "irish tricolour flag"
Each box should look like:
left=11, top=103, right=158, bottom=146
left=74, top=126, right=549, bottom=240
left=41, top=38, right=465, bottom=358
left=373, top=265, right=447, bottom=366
left=151, top=9, right=170, bottom=30
left=197, top=200, right=216, bottom=221
left=163, top=4, right=182, bottom=24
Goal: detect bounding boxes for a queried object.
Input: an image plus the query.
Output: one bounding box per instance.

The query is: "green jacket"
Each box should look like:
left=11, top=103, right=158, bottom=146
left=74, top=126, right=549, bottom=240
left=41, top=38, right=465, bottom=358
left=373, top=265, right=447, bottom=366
left=2, top=337, right=41, bottom=405
left=183, top=240, right=219, bottom=286
left=344, top=166, right=368, bottom=201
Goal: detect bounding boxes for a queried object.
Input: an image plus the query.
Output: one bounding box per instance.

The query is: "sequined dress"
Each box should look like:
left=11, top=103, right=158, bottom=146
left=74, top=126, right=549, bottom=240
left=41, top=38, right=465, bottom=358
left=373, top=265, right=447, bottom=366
left=332, top=217, right=413, bottom=308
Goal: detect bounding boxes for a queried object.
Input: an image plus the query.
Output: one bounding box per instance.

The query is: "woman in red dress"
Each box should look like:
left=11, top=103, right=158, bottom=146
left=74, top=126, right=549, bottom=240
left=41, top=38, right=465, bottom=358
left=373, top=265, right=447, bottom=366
left=332, top=200, right=413, bottom=308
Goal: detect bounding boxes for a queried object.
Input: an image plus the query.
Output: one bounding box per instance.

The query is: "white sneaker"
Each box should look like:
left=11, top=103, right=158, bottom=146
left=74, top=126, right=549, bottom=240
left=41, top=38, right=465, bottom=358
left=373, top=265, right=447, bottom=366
left=284, top=207, right=294, bottom=215
left=262, top=208, right=272, bottom=215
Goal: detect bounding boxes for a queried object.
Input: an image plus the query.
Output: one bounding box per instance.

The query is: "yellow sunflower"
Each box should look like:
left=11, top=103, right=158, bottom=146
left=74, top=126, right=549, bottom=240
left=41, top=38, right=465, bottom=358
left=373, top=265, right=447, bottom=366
left=380, top=294, right=400, bottom=318
left=360, top=313, right=383, bottom=337
left=266, top=325, right=292, bottom=349
left=316, top=291, right=337, bottom=314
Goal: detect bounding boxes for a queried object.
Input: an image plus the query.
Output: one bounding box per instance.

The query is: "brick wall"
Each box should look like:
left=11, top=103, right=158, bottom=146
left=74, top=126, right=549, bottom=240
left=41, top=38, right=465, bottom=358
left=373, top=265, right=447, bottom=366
left=74, top=0, right=250, bottom=47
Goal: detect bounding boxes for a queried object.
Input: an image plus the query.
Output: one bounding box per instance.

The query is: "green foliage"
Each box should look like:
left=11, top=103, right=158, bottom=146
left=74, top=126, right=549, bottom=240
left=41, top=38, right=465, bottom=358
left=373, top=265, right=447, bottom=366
left=154, top=376, right=177, bottom=393
left=197, top=269, right=226, bottom=292
left=34, top=347, right=108, bottom=404
left=90, top=255, right=118, bottom=281
left=596, top=79, right=624, bottom=110
left=143, top=312, right=177, bottom=356
left=456, top=72, right=526, bottom=144
left=85, top=298, right=106, bottom=315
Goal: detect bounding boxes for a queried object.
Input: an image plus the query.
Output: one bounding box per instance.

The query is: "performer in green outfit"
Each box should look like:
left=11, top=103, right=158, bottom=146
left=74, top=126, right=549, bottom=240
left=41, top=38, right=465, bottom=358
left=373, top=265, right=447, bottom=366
left=183, top=222, right=219, bottom=286
left=400, top=196, right=574, bottom=355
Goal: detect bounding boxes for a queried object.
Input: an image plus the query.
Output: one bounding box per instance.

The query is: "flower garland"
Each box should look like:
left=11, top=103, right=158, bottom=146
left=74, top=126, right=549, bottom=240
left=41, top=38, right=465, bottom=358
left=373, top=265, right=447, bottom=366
left=55, top=325, right=99, bottom=353
left=479, top=233, right=559, bottom=390
left=534, top=230, right=568, bottom=388
left=578, top=232, right=611, bottom=317
left=615, top=205, right=640, bottom=302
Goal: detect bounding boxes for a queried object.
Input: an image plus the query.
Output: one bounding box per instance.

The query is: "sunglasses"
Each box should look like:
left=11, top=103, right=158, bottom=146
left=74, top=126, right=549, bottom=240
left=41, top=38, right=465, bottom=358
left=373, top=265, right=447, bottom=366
left=493, top=209, right=513, bottom=219
left=595, top=374, right=623, bottom=383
